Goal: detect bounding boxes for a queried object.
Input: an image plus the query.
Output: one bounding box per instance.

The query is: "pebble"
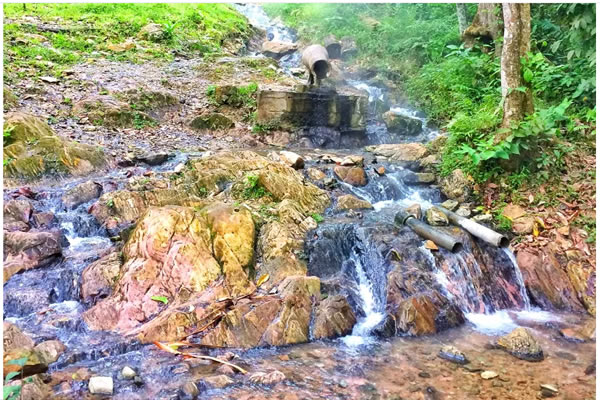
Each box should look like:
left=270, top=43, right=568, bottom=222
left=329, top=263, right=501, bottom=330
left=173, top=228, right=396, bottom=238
left=338, top=379, right=348, bottom=388
left=418, top=371, right=431, bottom=378
left=540, top=384, right=558, bottom=397
left=88, top=376, right=113, bottom=395
left=179, top=381, right=199, bottom=400
left=481, top=371, right=498, bottom=380
left=121, top=366, right=136, bottom=379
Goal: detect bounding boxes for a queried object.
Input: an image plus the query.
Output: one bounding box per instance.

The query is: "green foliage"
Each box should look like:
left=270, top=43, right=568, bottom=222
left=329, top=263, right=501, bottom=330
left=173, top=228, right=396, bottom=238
left=3, top=4, right=251, bottom=82
left=3, top=125, right=15, bottom=146
left=252, top=118, right=280, bottom=134
left=4, top=356, right=30, bottom=400
left=574, top=215, right=596, bottom=244
left=242, top=174, right=270, bottom=200
left=311, top=213, right=324, bottom=223
left=151, top=295, right=168, bottom=304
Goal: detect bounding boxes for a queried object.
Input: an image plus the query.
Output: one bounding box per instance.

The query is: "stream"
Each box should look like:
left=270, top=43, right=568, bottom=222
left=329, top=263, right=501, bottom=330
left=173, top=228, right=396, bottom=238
left=3, top=5, right=595, bottom=400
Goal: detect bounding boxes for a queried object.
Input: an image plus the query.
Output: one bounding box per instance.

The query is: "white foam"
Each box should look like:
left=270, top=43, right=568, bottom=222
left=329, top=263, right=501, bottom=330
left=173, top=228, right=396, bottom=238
left=465, top=311, right=518, bottom=335
left=514, top=309, right=561, bottom=323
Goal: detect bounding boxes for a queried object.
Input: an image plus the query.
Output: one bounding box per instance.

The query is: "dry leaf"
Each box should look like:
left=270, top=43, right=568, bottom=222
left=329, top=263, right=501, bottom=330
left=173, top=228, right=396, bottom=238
left=256, top=273, right=270, bottom=288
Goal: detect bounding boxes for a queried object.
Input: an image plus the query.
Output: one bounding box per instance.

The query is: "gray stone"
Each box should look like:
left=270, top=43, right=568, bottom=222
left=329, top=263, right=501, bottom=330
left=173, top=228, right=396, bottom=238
left=425, top=207, right=449, bottom=226
left=121, top=366, right=136, bottom=379
left=473, top=214, right=493, bottom=223
left=440, top=199, right=459, bottom=211
left=339, top=379, right=348, bottom=388
left=62, top=180, right=102, bottom=208
left=456, top=205, right=471, bottom=217
left=383, top=110, right=422, bottom=136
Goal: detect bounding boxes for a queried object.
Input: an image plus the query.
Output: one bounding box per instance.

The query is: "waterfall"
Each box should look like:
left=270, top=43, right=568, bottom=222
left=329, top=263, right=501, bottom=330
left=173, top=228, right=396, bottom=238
left=502, top=247, right=531, bottom=310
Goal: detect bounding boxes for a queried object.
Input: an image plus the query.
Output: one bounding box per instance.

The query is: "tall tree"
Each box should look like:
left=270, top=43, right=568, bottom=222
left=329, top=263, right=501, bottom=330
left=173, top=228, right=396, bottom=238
left=456, top=4, right=469, bottom=36
left=463, top=3, right=503, bottom=56
left=500, top=3, right=533, bottom=132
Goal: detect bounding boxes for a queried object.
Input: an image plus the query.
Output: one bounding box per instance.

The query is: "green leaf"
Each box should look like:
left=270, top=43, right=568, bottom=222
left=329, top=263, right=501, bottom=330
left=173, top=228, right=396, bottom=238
left=496, top=150, right=510, bottom=160
left=481, top=151, right=496, bottom=160
left=510, top=143, right=520, bottom=155
left=3, top=385, right=22, bottom=400
left=4, top=372, right=19, bottom=383
left=523, top=68, right=533, bottom=83
left=6, top=357, right=28, bottom=367
left=151, top=296, right=168, bottom=304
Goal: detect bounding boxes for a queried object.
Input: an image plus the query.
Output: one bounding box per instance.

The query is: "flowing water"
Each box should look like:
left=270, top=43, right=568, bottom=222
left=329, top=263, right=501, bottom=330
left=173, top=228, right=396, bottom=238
left=3, top=6, right=595, bottom=399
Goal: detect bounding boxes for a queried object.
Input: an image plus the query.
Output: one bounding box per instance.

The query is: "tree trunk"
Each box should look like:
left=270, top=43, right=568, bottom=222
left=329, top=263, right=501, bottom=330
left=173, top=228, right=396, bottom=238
left=456, top=4, right=469, bottom=36
left=500, top=3, right=534, bottom=132
left=463, top=3, right=503, bottom=56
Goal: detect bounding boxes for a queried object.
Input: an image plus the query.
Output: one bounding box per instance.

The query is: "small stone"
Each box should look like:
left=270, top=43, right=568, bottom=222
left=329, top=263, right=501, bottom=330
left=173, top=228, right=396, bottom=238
left=540, top=384, right=558, bottom=398
left=497, top=327, right=544, bottom=361
left=375, top=166, right=386, bottom=176
left=307, top=168, right=326, bottom=181
left=133, top=376, right=144, bottom=387
left=121, top=366, right=136, bottom=379
left=40, top=76, right=59, bottom=83
left=339, top=379, right=348, bottom=388
left=340, top=155, right=364, bottom=166
left=202, top=374, right=233, bottom=389
left=179, top=381, right=199, bottom=400
left=88, top=376, right=113, bottom=395
left=463, top=364, right=482, bottom=373
left=418, top=371, right=431, bottom=378
left=278, top=354, right=290, bottom=361
left=456, top=205, right=471, bottom=217
left=425, top=207, right=449, bottom=226
left=174, top=163, right=185, bottom=173
left=415, top=172, right=435, bottom=184
left=481, top=371, right=498, bottom=380
left=473, top=214, right=493, bottom=223
left=279, top=151, right=305, bottom=169
left=424, top=240, right=438, bottom=251
left=249, top=370, right=286, bottom=385
left=441, top=200, right=459, bottom=211
left=215, top=364, right=235, bottom=376
left=492, top=381, right=503, bottom=388
left=438, top=345, right=468, bottom=365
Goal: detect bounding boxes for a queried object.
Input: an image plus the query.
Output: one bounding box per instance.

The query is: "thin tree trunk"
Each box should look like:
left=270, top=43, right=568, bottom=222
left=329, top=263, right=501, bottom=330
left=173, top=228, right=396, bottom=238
left=500, top=3, right=533, bottom=133
left=456, top=4, right=469, bottom=36
left=463, top=3, right=503, bottom=56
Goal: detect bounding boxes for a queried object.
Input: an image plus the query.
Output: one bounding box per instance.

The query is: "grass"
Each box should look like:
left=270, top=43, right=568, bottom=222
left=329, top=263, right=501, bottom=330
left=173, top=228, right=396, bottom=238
left=3, top=4, right=251, bottom=82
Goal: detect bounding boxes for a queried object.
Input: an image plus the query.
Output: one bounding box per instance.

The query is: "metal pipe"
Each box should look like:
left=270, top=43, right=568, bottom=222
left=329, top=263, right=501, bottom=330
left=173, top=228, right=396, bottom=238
left=435, top=206, right=509, bottom=248
left=395, top=210, right=463, bottom=253
left=301, top=44, right=330, bottom=86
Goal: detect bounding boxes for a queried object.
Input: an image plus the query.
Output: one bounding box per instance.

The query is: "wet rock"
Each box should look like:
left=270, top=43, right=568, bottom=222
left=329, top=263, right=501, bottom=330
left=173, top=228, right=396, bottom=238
left=3, top=347, right=48, bottom=378
left=383, top=110, right=422, bottom=136
left=438, top=345, right=468, bottom=365
left=4, top=199, right=32, bottom=231
left=179, top=381, right=199, bottom=400
left=584, top=362, right=595, bottom=375
left=307, top=168, right=326, bottom=181
left=440, top=169, right=472, bottom=202
left=340, top=36, right=358, bottom=60
left=340, top=155, right=364, bottom=166
left=138, top=23, right=164, bottom=41
left=497, top=327, right=544, bottom=361
left=133, top=152, right=171, bottom=166
left=73, top=95, right=153, bottom=128
left=34, top=340, right=65, bottom=365
left=4, top=113, right=106, bottom=181
left=418, top=371, right=431, bottom=378
left=336, top=194, right=373, bottom=211
left=415, top=172, right=435, bottom=183
left=516, top=249, right=584, bottom=312
left=121, top=366, right=136, bottom=379
left=279, top=151, right=304, bottom=169
left=338, top=379, right=348, bottom=388
left=429, top=135, right=447, bottom=153
left=189, top=113, right=234, bottom=130
left=4, top=322, right=35, bottom=351
left=312, top=295, right=356, bottom=339
left=4, top=230, right=62, bottom=282
left=440, top=200, right=458, bottom=211
left=375, top=166, right=386, bottom=176
left=249, top=370, right=286, bottom=385
left=262, top=41, right=298, bottom=58
left=481, top=371, right=498, bottom=380
left=88, top=376, right=113, bottom=395
left=365, top=143, right=428, bottom=167
left=202, top=375, right=233, bottom=389
left=566, top=260, right=596, bottom=316
left=10, top=374, right=50, bottom=400
left=406, top=203, right=422, bottom=219
left=215, top=364, right=235, bottom=376
left=333, top=165, right=367, bottom=186
left=425, top=207, right=448, bottom=226
left=62, top=180, right=103, bottom=209
left=81, top=251, right=121, bottom=303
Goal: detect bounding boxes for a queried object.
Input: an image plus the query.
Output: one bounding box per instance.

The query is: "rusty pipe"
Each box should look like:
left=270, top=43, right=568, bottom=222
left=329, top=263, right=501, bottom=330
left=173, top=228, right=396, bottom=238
left=301, top=44, right=330, bottom=85
left=395, top=209, right=463, bottom=253
left=435, top=206, right=509, bottom=248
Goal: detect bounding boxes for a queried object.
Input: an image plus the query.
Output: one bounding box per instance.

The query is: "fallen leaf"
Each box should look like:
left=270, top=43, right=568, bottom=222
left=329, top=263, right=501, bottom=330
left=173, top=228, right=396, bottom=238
left=151, top=295, right=168, bottom=304
left=256, top=273, right=270, bottom=288
left=424, top=240, right=438, bottom=251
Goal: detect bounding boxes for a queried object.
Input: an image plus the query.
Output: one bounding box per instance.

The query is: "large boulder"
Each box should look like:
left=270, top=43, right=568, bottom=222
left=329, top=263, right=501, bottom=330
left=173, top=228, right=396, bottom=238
left=383, top=110, right=423, bottom=136
left=440, top=169, right=473, bottom=203
left=333, top=166, right=367, bottom=187
left=4, top=230, right=62, bottom=282
left=312, top=295, right=356, bottom=339
left=61, top=180, right=103, bottom=209
left=365, top=143, right=429, bottom=168
left=83, top=204, right=256, bottom=334
left=80, top=251, right=122, bottom=304
left=497, top=327, right=544, bottom=361
left=3, top=113, right=106, bottom=182
left=262, top=41, right=298, bottom=58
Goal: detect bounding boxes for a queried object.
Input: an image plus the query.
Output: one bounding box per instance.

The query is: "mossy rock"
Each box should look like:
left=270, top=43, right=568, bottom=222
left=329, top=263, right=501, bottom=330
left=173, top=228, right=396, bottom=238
left=117, top=88, right=179, bottom=111
left=3, top=113, right=106, bottom=181
left=4, top=86, right=18, bottom=111
left=189, top=113, right=234, bottom=130
left=73, top=95, right=154, bottom=127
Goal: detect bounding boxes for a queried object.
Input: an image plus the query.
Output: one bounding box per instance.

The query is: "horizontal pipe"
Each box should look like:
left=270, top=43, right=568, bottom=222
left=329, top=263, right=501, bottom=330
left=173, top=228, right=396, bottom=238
left=435, top=206, right=509, bottom=248
left=395, top=210, right=463, bottom=253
